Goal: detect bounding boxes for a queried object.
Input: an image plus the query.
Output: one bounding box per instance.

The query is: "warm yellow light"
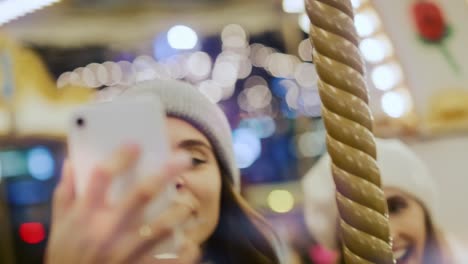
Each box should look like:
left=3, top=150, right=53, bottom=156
left=267, top=190, right=295, bottom=213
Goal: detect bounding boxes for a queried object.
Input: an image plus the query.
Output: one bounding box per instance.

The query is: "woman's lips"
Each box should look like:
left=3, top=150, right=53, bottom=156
left=393, top=246, right=412, bottom=264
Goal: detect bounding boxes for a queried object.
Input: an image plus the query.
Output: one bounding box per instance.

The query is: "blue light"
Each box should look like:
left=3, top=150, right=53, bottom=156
left=7, top=180, right=52, bottom=206
left=232, top=128, right=261, bottom=169
left=270, top=78, right=288, bottom=98
left=27, top=147, right=55, bottom=181
left=238, top=117, right=276, bottom=139
left=0, top=150, right=28, bottom=178
left=153, top=33, right=179, bottom=61
left=280, top=101, right=297, bottom=119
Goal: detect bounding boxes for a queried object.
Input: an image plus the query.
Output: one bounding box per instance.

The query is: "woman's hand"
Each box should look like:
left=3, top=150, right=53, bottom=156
left=46, top=144, right=201, bottom=264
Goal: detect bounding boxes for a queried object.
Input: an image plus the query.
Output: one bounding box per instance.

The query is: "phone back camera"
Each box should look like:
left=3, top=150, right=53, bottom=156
left=76, top=117, right=85, bottom=128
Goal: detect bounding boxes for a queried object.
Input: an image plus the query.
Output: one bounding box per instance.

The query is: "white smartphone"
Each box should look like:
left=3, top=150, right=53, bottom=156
left=67, top=95, right=179, bottom=256
left=68, top=94, right=171, bottom=204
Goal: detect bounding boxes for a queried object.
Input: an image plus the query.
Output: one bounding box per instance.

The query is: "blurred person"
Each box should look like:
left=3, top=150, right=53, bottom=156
left=302, top=138, right=458, bottom=264
left=46, top=79, right=284, bottom=264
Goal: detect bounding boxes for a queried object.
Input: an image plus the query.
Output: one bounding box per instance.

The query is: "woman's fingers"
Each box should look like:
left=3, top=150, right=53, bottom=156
left=114, top=151, right=191, bottom=222
left=81, top=144, right=140, bottom=208
left=52, top=159, right=76, bottom=222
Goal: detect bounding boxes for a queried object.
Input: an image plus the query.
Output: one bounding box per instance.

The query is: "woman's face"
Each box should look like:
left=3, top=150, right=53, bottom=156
left=166, top=117, right=222, bottom=245
left=385, top=187, right=427, bottom=264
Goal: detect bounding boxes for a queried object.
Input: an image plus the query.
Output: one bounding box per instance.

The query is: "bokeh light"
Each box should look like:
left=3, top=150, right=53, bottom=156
left=267, top=53, right=299, bottom=78
left=297, top=130, right=326, bottom=157
left=133, top=55, right=157, bottom=82
left=251, top=45, right=275, bottom=68
left=68, top=71, right=81, bottom=86
left=165, top=55, right=188, bottom=80
left=268, top=190, right=295, bottom=213
left=71, top=67, right=85, bottom=86
left=371, top=63, right=402, bottom=91
left=285, top=81, right=300, bottom=109
left=19, top=222, right=46, bottom=244
left=27, top=147, right=55, bottom=181
left=282, top=0, right=305, bottom=13
left=152, top=62, right=171, bottom=80
left=381, top=90, right=410, bottom=118
left=351, top=0, right=364, bottom=9
left=294, top=62, right=318, bottom=87
left=237, top=56, right=252, bottom=79
left=233, top=128, right=262, bottom=169
left=80, top=67, right=98, bottom=88
left=354, top=9, right=380, bottom=37
left=167, top=25, right=198, bottom=50
left=298, top=13, right=310, bottom=34
left=245, top=75, right=268, bottom=89
left=239, top=117, right=276, bottom=139
left=56, top=72, right=70, bottom=88
left=299, top=89, right=322, bottom=117
left=238, top=89, right=255, bottom=112
left=246, top=85, right=272, bottom=109
left=298, top=38, right=313, bottom=62
left=221, top=24, right=248, bottom=50
left=117, top=60, right=136, bottom=85
left=212, top=59, right=238, bottom=99
left=186, top=52, right=212, bottom=80
left=359, top=37, right=392, bottom=63
left=102, top=61, right=123, bottom=85
left=198, top=80, right=222, bottom=103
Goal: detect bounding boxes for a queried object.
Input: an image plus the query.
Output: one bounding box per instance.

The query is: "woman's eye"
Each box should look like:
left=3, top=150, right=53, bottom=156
left=191, top=157, right=207, bottom=167
left=387, top=197, right=408, bottom=215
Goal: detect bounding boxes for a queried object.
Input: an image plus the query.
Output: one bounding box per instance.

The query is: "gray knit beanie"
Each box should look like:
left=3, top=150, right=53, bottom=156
left=118, top=79, right=240, bottom=191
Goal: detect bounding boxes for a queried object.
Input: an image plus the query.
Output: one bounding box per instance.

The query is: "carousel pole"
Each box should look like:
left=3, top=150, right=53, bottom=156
left=305, top=1, right=394, bottom=263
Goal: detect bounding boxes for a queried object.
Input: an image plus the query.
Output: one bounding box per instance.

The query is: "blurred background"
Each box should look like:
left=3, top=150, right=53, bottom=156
left=0, top=0, right=467, bottom=263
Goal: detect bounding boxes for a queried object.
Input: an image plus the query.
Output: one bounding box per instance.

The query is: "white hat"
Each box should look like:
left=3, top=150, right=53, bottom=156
left=120, top=79, right=240, bottom=191
left=302, top=138, right=439, bottom=250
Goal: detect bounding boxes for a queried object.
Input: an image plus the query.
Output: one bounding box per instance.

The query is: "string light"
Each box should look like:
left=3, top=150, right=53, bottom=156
left=282, top=0, right=305, bottom=13
left=354, top=9, right=380, bottom=37
left=167, top=25, right=198, bottom=50
left=186, top=52, right=212, bottom=80
left=360, top=37, right=389, bottom=63
left=198, top=80, right=222, bottom=103
left=298, top=13, right=311, bottom=34
left=371, top=63, right=402, bottom=91
left=298, top=38, right=313, bottom=62
left=294, top=63, right=318, bottom=87
left=232, top=128, right=261, bottom=169
left=381, top=90, right=410, bottom=118
left=297, top=131, right=326, bottom=157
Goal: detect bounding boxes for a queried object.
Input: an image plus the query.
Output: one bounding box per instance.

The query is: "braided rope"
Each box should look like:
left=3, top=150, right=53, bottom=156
left=305, top=1, right=394, bottom=263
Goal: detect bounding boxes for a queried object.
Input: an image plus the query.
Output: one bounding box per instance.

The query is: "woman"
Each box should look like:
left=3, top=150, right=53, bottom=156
left=46, top=79, right=283, bottom=263
left=303, top=138, right=454, bottom=264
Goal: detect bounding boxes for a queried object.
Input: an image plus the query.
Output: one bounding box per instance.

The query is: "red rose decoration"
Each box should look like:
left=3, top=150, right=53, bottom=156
left=412, top=1, right=446, bottom=41
left=410, top=1, right=460, bottom=74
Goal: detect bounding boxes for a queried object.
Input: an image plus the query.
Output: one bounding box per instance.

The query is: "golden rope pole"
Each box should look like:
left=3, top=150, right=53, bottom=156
left=305, top=1, right=394, bottom=263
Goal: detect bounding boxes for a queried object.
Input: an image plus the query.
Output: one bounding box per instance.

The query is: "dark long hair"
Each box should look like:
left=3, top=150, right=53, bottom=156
left=202, top=174, right=281, bottom=264
left=422, top=207, right=453, bottom=264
